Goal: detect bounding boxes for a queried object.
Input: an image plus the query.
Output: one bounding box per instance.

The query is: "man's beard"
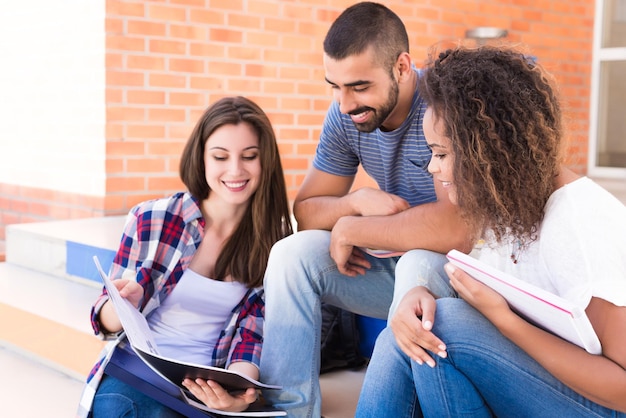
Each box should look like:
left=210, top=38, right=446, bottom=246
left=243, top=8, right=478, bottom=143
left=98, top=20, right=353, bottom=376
left=351, top=81, right=399, bottom=133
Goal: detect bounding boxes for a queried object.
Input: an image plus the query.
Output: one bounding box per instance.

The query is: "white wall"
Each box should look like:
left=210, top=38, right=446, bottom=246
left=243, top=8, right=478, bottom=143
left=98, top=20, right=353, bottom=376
left=0, top=0, right=106, bottom=195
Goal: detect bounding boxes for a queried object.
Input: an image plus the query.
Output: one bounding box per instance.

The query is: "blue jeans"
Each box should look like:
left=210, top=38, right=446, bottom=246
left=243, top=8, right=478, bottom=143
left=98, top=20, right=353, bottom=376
left=259, top=230, right=449, bottom=418
left=356, top=298, right=625, bottom=418
left=92, top=375, right=184, bottom=418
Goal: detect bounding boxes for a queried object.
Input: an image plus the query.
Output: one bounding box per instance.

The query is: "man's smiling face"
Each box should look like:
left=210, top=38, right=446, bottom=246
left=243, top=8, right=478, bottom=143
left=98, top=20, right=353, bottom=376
left=323, top=47, right=399, bottom=133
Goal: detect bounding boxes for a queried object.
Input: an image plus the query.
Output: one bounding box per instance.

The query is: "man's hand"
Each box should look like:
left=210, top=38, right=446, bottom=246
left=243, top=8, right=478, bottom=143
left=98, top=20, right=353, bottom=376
left=390, top=286, right=448, bottom=367
left=349, top=187, right=410, bottom=217
left=329, top=216, right=371, bottom=276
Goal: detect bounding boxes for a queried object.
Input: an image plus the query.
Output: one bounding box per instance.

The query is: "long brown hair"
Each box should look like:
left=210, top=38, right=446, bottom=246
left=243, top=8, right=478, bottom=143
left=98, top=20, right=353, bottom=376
left=180, top=96, right=293, bottom=287
left=418, top=46, right=563, bottom=247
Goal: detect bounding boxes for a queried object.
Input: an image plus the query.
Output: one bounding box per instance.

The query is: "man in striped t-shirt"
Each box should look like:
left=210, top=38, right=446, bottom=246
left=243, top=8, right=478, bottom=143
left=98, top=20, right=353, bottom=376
left=259, top=3, right=471, bottom=417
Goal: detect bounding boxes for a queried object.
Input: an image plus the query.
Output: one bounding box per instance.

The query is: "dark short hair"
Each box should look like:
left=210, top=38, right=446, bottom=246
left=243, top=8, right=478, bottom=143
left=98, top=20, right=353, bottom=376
left=323, top=2, right=409, bottom=70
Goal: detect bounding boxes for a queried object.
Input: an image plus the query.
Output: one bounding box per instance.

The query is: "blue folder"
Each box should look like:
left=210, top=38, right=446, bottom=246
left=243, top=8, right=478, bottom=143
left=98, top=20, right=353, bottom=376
left=104, top=340, right=216, bottom=417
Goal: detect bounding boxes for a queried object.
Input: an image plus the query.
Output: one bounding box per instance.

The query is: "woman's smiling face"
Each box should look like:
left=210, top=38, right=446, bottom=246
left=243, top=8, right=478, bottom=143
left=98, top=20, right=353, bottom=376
left=424, top=107, right=457, bottom=206
left=203, top=122, right=261, bottom=208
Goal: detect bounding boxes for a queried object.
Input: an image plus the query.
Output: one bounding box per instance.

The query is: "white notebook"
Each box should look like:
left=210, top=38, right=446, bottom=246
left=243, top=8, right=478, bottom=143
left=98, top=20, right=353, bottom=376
left=446, top=250, right=602, bottom=355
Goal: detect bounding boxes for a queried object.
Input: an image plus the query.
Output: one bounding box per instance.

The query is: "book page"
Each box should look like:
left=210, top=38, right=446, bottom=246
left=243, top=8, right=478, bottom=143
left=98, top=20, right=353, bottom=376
left=93, top=256, right=159, bottom=355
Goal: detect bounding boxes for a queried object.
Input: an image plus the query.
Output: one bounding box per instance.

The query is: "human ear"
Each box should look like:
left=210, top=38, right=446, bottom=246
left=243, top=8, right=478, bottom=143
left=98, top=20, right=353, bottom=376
left=395, top=52, right=412, bottom=80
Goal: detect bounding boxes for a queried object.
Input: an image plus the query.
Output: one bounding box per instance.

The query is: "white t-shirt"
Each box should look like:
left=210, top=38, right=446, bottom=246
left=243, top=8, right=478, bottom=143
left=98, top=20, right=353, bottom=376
left=147, top=268, right=248, bottom=364
left=477, top=177, right=626, bottom=309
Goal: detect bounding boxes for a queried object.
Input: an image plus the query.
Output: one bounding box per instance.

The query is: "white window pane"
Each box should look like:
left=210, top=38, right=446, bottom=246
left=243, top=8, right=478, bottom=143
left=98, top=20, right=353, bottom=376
left=603, top=0, right=626, bottom=47
left=596, top=60, right=626, bottom=168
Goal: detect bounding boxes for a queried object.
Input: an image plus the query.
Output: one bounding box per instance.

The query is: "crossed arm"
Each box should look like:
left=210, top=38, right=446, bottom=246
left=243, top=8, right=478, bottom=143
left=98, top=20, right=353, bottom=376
left=294, top=168, right=472, bottom=275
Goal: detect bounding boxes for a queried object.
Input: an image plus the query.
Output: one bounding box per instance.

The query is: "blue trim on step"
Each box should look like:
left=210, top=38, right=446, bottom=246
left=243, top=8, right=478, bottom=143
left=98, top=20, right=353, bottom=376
left=66, top=241, right=116, bottom=283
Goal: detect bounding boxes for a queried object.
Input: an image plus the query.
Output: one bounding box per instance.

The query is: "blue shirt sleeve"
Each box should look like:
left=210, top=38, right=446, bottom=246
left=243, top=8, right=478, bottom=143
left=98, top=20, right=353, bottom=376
left=313, top=101, right=360, bottom=177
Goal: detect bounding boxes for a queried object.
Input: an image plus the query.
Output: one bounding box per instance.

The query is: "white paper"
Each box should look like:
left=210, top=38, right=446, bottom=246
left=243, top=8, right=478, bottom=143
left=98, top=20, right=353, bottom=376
left=93, top=256, right=160, bottom=355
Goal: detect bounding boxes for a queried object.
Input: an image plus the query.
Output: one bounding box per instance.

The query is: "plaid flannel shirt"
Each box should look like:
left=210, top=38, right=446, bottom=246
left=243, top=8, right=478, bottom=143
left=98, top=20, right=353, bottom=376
left=76, top=192, right=264, bottom=417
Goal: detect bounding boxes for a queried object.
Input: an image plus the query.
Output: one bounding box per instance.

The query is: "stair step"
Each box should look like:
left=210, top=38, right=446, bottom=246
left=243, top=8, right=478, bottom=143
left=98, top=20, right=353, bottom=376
left=0, top=344, right=87, bottom=417
left=0, top=262, right=105, bottom=379
left=6, top=216, right=125, bottom=284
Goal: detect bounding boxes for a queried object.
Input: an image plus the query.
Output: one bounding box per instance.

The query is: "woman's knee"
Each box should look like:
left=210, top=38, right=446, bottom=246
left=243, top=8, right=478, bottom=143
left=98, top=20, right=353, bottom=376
left=433, top=298, right=492, bottom=344
left=395, top=250, right=454, bottom=298
left=371, top=327, right=397, bottom=356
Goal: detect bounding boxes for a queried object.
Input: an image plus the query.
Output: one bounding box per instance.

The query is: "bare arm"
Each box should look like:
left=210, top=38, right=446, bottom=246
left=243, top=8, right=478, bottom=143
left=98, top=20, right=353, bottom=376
left=448, top=264, right=626, bottom=412
left=293, top=167, right=410, bottom=231
left=296, top=167, right=471, bottom=252
left=97, top=279, right=144, bottom=334
left=331, top=181, right=471, bottom=254
left=328, top=179, right=472, bottom=278
left=499, top=298, right=626, bottom=411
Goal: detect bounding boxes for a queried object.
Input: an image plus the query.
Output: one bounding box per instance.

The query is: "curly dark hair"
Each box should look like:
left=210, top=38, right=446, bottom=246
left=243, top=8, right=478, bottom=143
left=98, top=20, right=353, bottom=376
left=418, top=46, right=563, bottom=246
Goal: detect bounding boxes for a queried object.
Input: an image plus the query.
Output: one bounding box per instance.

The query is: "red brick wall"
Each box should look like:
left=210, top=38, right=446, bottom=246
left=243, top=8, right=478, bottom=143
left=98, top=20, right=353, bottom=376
left=0, top=0, right=595, bottom=242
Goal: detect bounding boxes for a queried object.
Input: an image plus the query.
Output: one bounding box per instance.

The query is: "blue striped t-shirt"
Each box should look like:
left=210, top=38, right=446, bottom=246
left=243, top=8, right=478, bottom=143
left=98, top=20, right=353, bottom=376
left=313, top=70, right=436, bottom=207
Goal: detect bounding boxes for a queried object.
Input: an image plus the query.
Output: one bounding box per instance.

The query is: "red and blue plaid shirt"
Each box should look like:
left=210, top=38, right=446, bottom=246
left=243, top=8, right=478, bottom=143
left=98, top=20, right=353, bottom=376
left=77, top=192, right=264, bottom=417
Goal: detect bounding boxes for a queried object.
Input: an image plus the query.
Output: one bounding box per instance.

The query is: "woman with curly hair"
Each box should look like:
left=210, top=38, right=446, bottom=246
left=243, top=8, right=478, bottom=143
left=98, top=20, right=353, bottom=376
left=356, top=46, right=626, bottom=417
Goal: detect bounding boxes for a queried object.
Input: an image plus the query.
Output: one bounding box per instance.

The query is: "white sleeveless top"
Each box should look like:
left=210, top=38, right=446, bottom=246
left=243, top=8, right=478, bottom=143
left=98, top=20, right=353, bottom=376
left=147, top=268, right=248, bottom=365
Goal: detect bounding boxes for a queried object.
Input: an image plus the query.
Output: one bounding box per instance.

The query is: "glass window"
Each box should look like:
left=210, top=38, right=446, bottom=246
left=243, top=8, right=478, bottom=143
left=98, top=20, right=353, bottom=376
left=590, top=0, right=626, bottom=176
left=602, top=0, right=626, bottom=48
left=596, top=61, right=626, bottom=168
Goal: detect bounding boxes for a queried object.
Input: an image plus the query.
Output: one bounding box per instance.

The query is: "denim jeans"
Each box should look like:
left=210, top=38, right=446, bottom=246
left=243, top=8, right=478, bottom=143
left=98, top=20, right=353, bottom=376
left=92, top=375, right=184, bottom=418
left=357, top=298, right=625, bottom=418
left=259, top=230, right=449, bottom=418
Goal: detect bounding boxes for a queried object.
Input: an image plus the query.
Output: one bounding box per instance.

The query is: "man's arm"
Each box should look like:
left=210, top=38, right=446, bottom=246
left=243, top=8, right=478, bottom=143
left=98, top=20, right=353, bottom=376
left=330, top=179, right=472, bottom=256
left=294, top=167, right=411, bottom=231
left=293, top=167, right=355, bottom=231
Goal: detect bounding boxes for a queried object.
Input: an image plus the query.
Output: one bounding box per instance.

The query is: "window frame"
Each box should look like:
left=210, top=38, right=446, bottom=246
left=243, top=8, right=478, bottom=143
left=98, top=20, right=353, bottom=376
left=588, top=0, right=626, bottom=178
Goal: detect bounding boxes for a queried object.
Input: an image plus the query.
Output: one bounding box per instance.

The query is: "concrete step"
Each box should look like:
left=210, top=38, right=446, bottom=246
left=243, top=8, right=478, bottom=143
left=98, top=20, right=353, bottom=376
left=0, top=262, right=106, bottom=379
left=0, top=217, right=120, bottom=416
left=0, top=344, right=87, bottom=417
left=1, top=215, right=123, bottom=378
left=6, top=216, right=125, bottom=284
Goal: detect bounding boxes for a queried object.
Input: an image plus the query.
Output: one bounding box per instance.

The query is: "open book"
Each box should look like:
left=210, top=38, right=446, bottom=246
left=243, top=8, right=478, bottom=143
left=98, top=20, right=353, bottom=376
left=446, top=250, right=602, bottom=355
left=93, top=256, right=286, bottom=417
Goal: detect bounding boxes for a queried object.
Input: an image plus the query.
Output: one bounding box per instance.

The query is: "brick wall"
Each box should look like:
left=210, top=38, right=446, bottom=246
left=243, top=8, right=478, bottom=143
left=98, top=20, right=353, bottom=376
left=0, top=0, right=595, bottom=242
